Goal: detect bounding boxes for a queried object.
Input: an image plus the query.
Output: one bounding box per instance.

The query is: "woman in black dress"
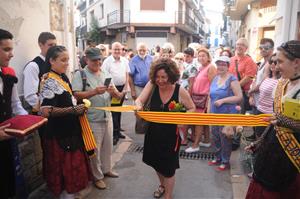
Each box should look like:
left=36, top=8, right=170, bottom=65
left=136, top=58, right=195, bottom=199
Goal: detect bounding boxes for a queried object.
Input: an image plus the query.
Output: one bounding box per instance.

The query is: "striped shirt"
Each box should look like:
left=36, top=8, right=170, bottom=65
left=257, top=78, right=278, bottom=114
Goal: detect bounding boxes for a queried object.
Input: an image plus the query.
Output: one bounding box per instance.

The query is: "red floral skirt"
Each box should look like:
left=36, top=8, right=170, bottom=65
left=246, top=175, right=300, bottom=199
left=43, top=138, right=92, bottom=196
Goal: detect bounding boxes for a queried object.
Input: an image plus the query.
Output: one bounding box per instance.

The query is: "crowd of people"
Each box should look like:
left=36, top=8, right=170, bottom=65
left=0, top=26, right=300, bottom=199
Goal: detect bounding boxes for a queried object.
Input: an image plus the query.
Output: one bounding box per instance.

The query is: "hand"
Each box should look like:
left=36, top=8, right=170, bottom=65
left=214, top=99, right=223, bottom=107
left=0, top=123, right=11, bottom=140
left=131, top=90, right=137, bottom=100
left=244, top=144, right=254, bottom=153
left=263, top=114, right=277, bottom=125
left=94, top=86, right=107, bottom=95
left=249, top=96, right=255, bottom=106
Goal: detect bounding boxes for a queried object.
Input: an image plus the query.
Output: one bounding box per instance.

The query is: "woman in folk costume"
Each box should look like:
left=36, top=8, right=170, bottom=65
left=39, top=46, right=91, bottom=199
left=246, top=40, right=300, bottom=198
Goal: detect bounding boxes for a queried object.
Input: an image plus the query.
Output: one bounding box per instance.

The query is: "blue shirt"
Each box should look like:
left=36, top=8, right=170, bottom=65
left=129, top=55, right=153, bottom=87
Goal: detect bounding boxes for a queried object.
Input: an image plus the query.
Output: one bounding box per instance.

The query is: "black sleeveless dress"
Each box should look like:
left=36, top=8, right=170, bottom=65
left=142, top=84, right=181, bottom=177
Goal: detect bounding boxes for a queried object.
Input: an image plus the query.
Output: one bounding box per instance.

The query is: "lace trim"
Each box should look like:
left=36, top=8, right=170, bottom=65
left=40, top=78, right=66, bottom=103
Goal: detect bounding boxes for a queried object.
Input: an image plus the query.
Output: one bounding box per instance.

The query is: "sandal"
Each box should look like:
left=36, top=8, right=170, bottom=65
left=153, top=185, right=165, bottom=198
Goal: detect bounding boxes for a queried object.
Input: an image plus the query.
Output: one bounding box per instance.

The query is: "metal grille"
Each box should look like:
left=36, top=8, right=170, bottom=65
left=127, top=143, right=215, bottom=161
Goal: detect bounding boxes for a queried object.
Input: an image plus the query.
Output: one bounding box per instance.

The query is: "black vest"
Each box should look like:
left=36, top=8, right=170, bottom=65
left=31, top=56, right=50, bottom=80
left=0, top=72, right=17, bottom=122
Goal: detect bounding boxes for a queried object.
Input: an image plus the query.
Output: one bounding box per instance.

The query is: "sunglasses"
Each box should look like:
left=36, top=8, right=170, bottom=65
left=269, top=60, right=277, bottom=65
left=122, top=48, right=128, bottom=52
left=280, top=42, right=299, bottom=58
left=259, top=45, right=273, bottom=51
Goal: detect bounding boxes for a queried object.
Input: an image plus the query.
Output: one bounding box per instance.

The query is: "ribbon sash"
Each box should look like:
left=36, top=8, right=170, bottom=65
left=274, top=79, right=300, bottom=172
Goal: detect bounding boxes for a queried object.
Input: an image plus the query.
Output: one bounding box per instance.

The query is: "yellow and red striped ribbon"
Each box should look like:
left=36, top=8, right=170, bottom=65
left=79, top=114, right=97, bottom=155
left=91, top=106, right=271, bottom=126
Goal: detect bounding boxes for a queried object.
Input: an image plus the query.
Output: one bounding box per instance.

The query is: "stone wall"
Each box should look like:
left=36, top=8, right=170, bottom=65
left=18, top=132, right=44, bottom=192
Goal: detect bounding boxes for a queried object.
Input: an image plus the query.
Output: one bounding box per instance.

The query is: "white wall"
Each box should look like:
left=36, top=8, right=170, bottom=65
left=0, top=0, right=50, bottom=95
left=275, top=0, right=300, bottom=47
left=0, top=0, right=76, bottom=95
left=128, top=0, right=179, bottom=24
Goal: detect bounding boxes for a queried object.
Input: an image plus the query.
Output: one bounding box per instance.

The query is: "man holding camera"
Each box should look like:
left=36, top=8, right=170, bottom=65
left=72, top=47, right=122, bottom=190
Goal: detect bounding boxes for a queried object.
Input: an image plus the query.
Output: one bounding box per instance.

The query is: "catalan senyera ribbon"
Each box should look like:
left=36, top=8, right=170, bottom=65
left=90, top=106, right=271, bottom=126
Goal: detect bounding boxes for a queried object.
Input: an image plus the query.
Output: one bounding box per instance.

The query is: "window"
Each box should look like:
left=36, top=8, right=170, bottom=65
left=99, top=4, right=104, bottom=19
left=140, top=0, right=165, bottom=10
left=89, top=0, right=94, bottom=5
left=90, top=10, right=94, bottom=19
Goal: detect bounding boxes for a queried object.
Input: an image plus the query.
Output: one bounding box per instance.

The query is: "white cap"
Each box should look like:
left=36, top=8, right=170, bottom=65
left=215, top=56, right=230, bottom=63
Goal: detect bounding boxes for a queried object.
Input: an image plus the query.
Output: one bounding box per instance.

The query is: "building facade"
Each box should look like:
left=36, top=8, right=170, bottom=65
left=225, top=0, right=300, bottom=60
left=76, top=0, right=207, bottom=52
left=0, top=0, right=76, bottom=193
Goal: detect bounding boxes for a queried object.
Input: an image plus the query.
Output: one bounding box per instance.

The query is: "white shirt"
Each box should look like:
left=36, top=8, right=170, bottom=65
left=102, top=55, right=130, bottom=86
left=0, top=68, right=27, bottom=115
left=23, top=55, right=45, bottom=107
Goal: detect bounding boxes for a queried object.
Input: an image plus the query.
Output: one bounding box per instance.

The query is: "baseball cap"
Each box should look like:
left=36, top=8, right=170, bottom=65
left=85, top=47, right=102, bottom=60
left=215, top=56, right=230, bottom=64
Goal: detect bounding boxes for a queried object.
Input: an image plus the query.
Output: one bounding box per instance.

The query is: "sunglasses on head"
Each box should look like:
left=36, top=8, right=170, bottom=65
left=269, top=60, right=277, bottom=65
left=280, top=42, right=299, bottom=58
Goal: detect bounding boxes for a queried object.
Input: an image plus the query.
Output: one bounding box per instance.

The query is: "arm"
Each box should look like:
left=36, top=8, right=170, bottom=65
left=239, top=76, right=253, bottom=88
left=11, top=84, right=27, bottom=115
left=73, top=87, right=106, bottom=101
left=179, top=86, right=196, bottom=112
left=23, top=62, right=40, bottom=106
left=135, top=81, right=154, bottom=110
left=40, top=104, right=86, bottom=118
left=214, top=80, right=243, bottom=107
left=188, top=76, right=195, bottom=95
left=107, top=85, right=124, bottom=99
left=273, top=113, right=300, bottom=133
left=208, top=65, right=217, bottom=83
left=206, top=96, right=211, bottom=113
left=128, top=75, right=137, bottom=100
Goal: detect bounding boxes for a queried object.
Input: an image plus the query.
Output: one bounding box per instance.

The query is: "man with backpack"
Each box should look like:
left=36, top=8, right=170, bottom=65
left=72, top=47, right=123, bottom=190
left=23, top=32, right=56, bottom=113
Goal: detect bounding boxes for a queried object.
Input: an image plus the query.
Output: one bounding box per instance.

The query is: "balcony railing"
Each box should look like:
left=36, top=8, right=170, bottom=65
left=107, top=10, right=130, bottom=28
left=175, top=11, right=198, bottom=33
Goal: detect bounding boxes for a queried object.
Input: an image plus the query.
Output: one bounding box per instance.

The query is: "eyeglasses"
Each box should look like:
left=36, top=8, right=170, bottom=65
left=280, top=42, right=299, bottom=58
left=259, top=45, right=273, bottom=51
left=269, top=60, right=277, bottom=65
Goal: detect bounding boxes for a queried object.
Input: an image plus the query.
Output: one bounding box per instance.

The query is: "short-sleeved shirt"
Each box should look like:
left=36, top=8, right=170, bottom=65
left=180, top=62, right=198, bottom=89
left=102, top=55, right=130, bottom=86
left=129, top=55, right=153, bottom=87
left=72, top=67, right=111, bottom=122
left=229, top=55, right=257, bottom=91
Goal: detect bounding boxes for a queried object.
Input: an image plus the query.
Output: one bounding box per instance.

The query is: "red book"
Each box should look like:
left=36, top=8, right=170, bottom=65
left=0, top=115, right=48, bottom=137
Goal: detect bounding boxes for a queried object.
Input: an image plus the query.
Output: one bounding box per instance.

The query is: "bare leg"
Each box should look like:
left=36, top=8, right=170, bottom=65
left=163, top=175, right=175, bottom=199
left=156, top=171, right=164, bottom=186
left=203, top=126, right=210, bottom=143
left=192, top=125, right=203, bottom=148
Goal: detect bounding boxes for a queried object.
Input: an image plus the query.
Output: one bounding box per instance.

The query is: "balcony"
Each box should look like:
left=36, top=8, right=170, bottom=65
left=107, top=10, right=130, bottom=29
left=175, top=11, right=198, bottom=34
left=224, top=0, right=253, bottom=20
left=76, top=25, right=87, bottom=38
left=186, top=0, right=200, bottom=9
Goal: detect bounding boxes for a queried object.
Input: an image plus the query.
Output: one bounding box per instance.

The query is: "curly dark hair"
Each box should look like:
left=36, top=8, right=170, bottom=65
left=149, top=58, right=180, bottom=84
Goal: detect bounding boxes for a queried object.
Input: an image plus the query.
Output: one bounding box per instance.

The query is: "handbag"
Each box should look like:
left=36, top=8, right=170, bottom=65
left=191, top=93, right=208, bottom=109
left=135, top=85, right=156, bottom=134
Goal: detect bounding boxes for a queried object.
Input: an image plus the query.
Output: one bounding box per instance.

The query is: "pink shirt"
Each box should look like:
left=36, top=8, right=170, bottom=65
left=257, top=78, right=278, bottom=114
left=192, top=64, right=211, bottom=95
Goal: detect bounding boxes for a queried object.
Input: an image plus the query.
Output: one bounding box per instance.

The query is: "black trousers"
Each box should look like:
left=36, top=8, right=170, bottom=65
left=111, top=85, right=125, bottom=138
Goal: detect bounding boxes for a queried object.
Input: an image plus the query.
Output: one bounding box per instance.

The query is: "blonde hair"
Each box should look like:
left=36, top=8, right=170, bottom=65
left=197, top=48, right=212, bottom=63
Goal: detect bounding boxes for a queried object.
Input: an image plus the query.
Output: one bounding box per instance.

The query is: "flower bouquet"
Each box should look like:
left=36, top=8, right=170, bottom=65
left=168, top=100, right=186, bottom=112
